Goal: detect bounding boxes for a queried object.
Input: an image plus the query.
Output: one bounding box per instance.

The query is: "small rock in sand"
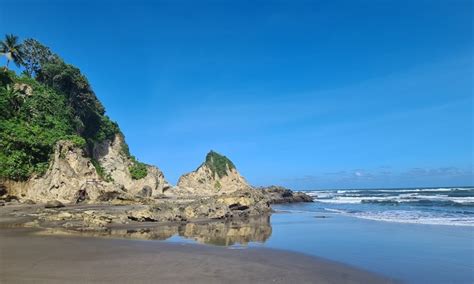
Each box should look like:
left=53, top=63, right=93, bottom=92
left=45, top=200, right=65, bottom=209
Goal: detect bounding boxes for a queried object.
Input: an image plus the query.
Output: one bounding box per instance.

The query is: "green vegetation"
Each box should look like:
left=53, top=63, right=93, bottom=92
left=0, top=70, right=86, bottom=180
left=91, top=159, right=113, bottom=182
left=129, top=158, right=148, bottom=180
left=21, top=38, right=59, bottom=77
left=0, top=35, right=130, bottom=181
left=204, top=150, right=236, bottom=178
left=118, top=133, right=148, bottom=180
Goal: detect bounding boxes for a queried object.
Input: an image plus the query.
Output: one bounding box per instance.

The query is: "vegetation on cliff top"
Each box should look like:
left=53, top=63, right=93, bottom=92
left=204, top=150, right=236, bottom=178
left=0, top=35, right=146, bottom=181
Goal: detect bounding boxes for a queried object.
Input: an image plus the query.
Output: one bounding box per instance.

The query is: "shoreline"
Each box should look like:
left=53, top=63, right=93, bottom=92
left=0, top=227, right=394, bottom=284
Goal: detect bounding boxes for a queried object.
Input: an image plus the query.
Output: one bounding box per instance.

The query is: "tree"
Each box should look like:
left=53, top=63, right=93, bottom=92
left=0, top=34, right=25, bottom=70
left=21, top=38, right=59, bottom=77
left=37, top=61, right=110, bottom=140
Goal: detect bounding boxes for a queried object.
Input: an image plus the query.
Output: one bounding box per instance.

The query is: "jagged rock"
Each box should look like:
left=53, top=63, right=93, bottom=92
left=44, top=200, right=65, bottom=208
left=4, top=141, right=108, bottom=203
left=125, top=203, right=187, bottom=222
left=259, top=185, right=313, bottom=204
left=92, top=134, right=171, bottom=197
left=217, top=188, right=270, bottom=215
left=122, top=188, right=270, bottom=223
left=3, top=135, right=171, bottom=204
left=126, top=207, right=159, bottom=222
left=177, top=150, right=252, bottom=195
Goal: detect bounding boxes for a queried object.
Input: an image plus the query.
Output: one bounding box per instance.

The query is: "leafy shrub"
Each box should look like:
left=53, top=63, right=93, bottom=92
left=129, top=159, right=148, bottom=180
left=62, top=135, right=86, bottom=148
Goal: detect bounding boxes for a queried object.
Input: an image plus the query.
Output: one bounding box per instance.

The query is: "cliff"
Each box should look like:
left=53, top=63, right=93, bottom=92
left=4, top=136, right=170, bottom=203
left=0, top=39, right=170, bottom=203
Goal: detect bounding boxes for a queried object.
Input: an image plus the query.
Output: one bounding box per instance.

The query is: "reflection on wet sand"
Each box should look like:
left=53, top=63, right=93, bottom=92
left=40, top=215, right=272, bottom=246
left=178, top=215, right=272, bottom=246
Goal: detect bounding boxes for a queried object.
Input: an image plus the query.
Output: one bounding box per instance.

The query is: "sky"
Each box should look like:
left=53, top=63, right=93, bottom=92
left=0, top=0, right=472, bottom=189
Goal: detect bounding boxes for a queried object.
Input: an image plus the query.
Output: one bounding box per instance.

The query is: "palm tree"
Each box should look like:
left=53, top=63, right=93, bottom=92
left=0, top=34, right=25, bottom=70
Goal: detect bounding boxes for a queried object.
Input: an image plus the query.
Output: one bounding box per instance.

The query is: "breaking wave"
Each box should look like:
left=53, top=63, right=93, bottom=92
left=303, top=187, right=474, bottom=226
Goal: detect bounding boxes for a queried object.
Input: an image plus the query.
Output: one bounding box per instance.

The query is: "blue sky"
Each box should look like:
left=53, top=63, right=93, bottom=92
left=1, top=0, right=472, bottom=189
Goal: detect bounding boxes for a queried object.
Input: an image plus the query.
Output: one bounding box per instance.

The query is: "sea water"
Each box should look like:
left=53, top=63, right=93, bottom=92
left=165, top=187, right=474, bottom=283
left=262, top=187, right=474, bottom=284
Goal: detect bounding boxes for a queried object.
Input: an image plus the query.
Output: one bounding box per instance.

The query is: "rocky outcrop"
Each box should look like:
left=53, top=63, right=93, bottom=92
left=92, top=134, right=171, bottom=197
left=259, top=186, right=313, bottom=204
left=6, top=202, right=271, bottom=245
left=126, top=187, right=270, bottom=222
left=177, top=151, right=251, bottom=195
left=3, top=140, right=116, bottom=203
left=3, top=135, right=170, bottom=204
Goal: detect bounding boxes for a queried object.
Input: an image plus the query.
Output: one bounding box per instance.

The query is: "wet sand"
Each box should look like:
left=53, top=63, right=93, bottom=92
left=0, top=228, right=393, bottom=284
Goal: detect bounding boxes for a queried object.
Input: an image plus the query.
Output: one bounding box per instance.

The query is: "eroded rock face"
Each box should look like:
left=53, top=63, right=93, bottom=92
left=4, top=140, right=117, bottom=203
left=177, top=151, right=251, bottom=195
left=92, top=134, right=170, bottom=197
left=3, top=135, right=170, bottom=204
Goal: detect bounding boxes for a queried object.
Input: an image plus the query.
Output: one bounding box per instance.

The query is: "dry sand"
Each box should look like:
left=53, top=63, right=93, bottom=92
left=0, top=228, right=394, bottom=284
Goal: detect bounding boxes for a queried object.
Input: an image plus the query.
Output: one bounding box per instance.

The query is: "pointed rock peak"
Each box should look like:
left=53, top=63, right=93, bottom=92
left=177, top=150, right=250, bottom=193
left=203, top=150, right=236, bottom=178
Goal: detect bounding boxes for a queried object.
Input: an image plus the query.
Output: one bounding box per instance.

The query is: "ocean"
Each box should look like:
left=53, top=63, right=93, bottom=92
left=263, top=186, right=474, bottom=284
left=166, top=186, right=474, bottom=283
left=303, top=186, right=474, bottom=226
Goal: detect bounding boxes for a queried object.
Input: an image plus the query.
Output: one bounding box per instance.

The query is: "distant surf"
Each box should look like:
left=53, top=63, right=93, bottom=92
left=303, top=187, right=474, bottom=226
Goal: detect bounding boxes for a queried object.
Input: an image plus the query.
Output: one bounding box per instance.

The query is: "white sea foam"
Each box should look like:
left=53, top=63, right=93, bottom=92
left=306, top=187, right=473, bottom=195
left=315, top=198, right=474, bottom=205
left=307, top=187, right=474, bottom=205
left=324, top=208, right=474, bottom=227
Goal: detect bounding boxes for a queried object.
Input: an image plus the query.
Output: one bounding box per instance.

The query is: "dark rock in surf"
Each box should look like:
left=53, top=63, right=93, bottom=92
left=259, top=186, right=313, bottom=204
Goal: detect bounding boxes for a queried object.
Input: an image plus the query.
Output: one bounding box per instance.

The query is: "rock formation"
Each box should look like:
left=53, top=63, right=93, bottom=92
left=177, top=150, right=251, bottom=195
left=259, top=185, right=313, bottom=204
left=3, top=136, right=170, bottom=203
left=92, top=134, right=170, bottom=197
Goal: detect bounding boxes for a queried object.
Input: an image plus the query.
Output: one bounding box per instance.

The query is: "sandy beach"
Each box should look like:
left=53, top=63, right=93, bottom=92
left=0, top=227, right=392, bottom=284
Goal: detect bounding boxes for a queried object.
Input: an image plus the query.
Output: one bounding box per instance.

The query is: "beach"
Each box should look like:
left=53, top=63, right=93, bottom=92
left=0, top=227, right=391, bottom=284
left=1, top=187, right=473, bottom=283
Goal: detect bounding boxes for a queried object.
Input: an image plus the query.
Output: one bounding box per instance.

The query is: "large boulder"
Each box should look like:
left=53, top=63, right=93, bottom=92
left=177, top=150, right=251, bottom=195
